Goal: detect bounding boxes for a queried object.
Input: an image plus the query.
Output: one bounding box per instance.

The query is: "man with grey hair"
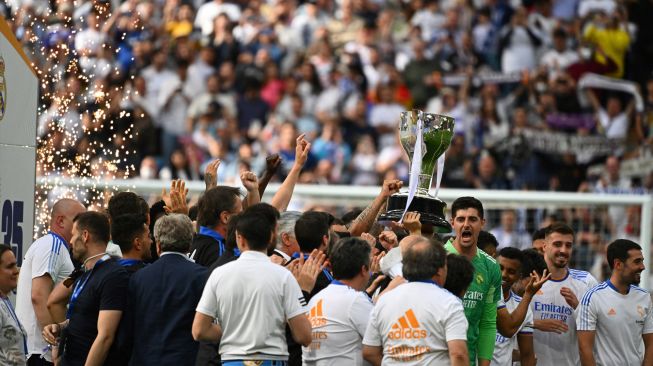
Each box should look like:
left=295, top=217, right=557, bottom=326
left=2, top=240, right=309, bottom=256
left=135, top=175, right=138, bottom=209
left=271, top=211, right=302, bottom=265
left=128, top=214, right=209, bottom=365
left=363, top=238, right=469, bottom=366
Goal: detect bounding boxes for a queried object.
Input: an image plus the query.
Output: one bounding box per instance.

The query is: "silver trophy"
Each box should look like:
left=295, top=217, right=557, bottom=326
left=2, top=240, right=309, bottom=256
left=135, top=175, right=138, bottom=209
left=379, top=110, right=455, bottom=233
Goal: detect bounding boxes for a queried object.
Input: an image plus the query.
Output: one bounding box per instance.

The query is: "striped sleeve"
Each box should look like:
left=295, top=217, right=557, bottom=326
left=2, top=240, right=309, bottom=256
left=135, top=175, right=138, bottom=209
left=32, top=235, right=58, bottom=279
left=576, top=284, right=603, bottom=331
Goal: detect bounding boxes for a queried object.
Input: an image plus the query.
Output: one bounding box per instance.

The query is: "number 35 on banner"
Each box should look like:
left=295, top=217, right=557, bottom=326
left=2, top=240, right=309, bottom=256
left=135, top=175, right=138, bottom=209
left=1, top=199, right=23, bottom=261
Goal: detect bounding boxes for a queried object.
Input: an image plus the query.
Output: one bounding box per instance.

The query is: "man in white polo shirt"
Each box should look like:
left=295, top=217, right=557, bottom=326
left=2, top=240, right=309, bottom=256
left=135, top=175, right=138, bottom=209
left=577, top=239, right=653, bottom=366
left=302, top=237, right=373, bottom=365
left=192, top=203, right=312, bottom=366
left=15, top=198, right=85, bottom=366
left=362, top=237, right=469, bottom=366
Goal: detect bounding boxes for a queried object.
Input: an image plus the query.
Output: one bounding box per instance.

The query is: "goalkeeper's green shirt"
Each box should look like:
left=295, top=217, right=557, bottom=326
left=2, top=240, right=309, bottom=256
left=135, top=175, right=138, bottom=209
left=445, top=240, right=502, bottom=365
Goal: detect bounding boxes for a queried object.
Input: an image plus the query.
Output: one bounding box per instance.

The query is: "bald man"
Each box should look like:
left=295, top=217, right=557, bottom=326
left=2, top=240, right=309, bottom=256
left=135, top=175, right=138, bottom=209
left=15, top=198, right=86, bottom=366
left=380, top=234, right=428, bottom=278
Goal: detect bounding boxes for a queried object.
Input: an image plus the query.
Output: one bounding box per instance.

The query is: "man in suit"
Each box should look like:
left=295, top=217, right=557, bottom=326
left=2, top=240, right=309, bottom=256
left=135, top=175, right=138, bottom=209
left=129, top=214, right=209, bottom=365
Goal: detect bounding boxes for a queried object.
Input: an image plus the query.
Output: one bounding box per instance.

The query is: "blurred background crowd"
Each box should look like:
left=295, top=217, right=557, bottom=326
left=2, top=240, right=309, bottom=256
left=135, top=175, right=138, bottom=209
left=4, top=0, right=653, bottom=270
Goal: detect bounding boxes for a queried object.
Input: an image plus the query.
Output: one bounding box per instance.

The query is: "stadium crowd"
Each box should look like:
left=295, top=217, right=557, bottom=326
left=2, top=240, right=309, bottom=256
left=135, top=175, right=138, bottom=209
left=4, top=0, right=653, bottom=192
left=1, top=173, right=652, bottom=366
left=5, top=0, right=653, bottom=277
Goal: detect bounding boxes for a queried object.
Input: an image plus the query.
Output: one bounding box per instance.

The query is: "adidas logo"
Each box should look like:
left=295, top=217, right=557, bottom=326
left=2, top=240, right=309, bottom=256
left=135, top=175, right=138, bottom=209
left=388, top=309, right=427, bottom=340
left=309, top=299, right=327, bottom=327
left=607, top=308, right=616, bottom=316
left=536, top=289, right=544, bottom=295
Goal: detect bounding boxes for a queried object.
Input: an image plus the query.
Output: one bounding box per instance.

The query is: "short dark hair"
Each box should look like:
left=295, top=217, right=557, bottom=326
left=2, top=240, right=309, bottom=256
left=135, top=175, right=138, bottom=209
left=73, top=211, right=110, bottom=244
left=235, top=204, right=278, bottom=251
left=244, top=203, right=280, bottom=251
left=329, top=237, right=371, bottom=280
left=225, top=214, right=239, bottom=250
left=444, top=254, right=474, bottom=298
left=111, top=213, right=148, bottom=253
left=498, top=247, right=525, bottom=276
left=0, top=244, right=12, bottom=262
left=545, top=222, right=575, bottom=240
left=451, top=196, right=484, bottom=219
left=532, top=227, right=547, bottom=241
left=607, top=239, right=642, bottom=270
left=107, top=192, right=149, bottom=220
left=477, top=231, right=499, bottom=252
left=341, top=209, right=362, bottom=226
left=188, top=205, right=198, bottom=221
left=402, top=238, right=447, bottom=282
left=295, top=211, right=330, bottom=252
left=521, top=249, right=548, bottom=277
left=197, top=186, right=241, bottom=228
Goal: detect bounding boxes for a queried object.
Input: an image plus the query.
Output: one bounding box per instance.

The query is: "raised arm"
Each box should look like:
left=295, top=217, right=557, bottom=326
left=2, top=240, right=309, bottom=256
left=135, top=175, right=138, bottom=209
left=585, top=88, right=602, bottom=112
left=348, top=179, right=402, bottom=237
left=241, top=171, right=260, bottom=209
left=258, top=154, right=282, bottom=200
left=270, top=134, right=311, bottom=211
left=497, top=270, right=549, bottom=337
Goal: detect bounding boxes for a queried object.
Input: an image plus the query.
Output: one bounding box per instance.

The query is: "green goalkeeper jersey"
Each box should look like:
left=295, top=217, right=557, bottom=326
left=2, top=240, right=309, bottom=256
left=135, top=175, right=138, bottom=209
left=445, top=240, right=502, bottom=365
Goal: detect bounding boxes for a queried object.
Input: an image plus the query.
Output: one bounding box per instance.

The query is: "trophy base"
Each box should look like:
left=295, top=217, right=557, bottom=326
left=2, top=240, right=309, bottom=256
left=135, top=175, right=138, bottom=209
left=378, top=194, right=452, bottom=234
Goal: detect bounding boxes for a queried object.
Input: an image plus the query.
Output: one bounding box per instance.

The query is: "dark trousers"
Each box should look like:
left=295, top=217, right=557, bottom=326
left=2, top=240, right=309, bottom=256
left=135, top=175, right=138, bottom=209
left=28, top=355, right=54, bottom=366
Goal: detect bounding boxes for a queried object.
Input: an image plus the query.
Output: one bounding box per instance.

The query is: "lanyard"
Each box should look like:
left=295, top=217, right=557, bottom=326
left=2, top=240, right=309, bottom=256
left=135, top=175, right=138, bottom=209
left=1, top=296, right=27, bottom=355
left=118, top=259, right=142, bottom=267
left=292, top=252, right=334, bottom=282
left=67, top=255, right=110, bottom=319
left=199, top=226, right=225, bottom=256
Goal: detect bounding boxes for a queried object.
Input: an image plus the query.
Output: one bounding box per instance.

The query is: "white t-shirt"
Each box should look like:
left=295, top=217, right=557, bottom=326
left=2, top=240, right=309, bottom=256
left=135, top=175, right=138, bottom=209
left=492, top=291, right=534, bottom=366
left=196, top=250, right=307, bottom=361
left=531, top=269, right=597, bottom=366
left=302, top=282, right=373, bottom=366
left=363, top=281, right=468, bottom=365
left=576, top=281, right=653, bottom=365
left=540, top=49, right=580, bottom=70
left=597, top=109, right=629, bottom=140
left=15, top=232, right=74, bottom=361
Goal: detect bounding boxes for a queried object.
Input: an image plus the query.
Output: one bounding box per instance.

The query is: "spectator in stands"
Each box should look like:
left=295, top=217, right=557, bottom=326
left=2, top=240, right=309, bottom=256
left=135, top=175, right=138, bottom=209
left=583, top=9, right=631, bottom=78
left=491, top=210, right=532, bottom=250
left=540, top=29, right=579, bottom=71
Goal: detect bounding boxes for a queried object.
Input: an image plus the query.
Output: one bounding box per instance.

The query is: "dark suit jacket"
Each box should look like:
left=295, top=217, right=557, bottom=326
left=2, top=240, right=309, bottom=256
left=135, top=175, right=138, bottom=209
left=129, top=253, right=209, bottom=366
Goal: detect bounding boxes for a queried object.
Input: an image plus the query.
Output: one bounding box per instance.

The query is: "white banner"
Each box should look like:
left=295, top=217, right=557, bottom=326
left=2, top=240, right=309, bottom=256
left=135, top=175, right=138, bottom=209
left=0, top=18, right=38, bottom=265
